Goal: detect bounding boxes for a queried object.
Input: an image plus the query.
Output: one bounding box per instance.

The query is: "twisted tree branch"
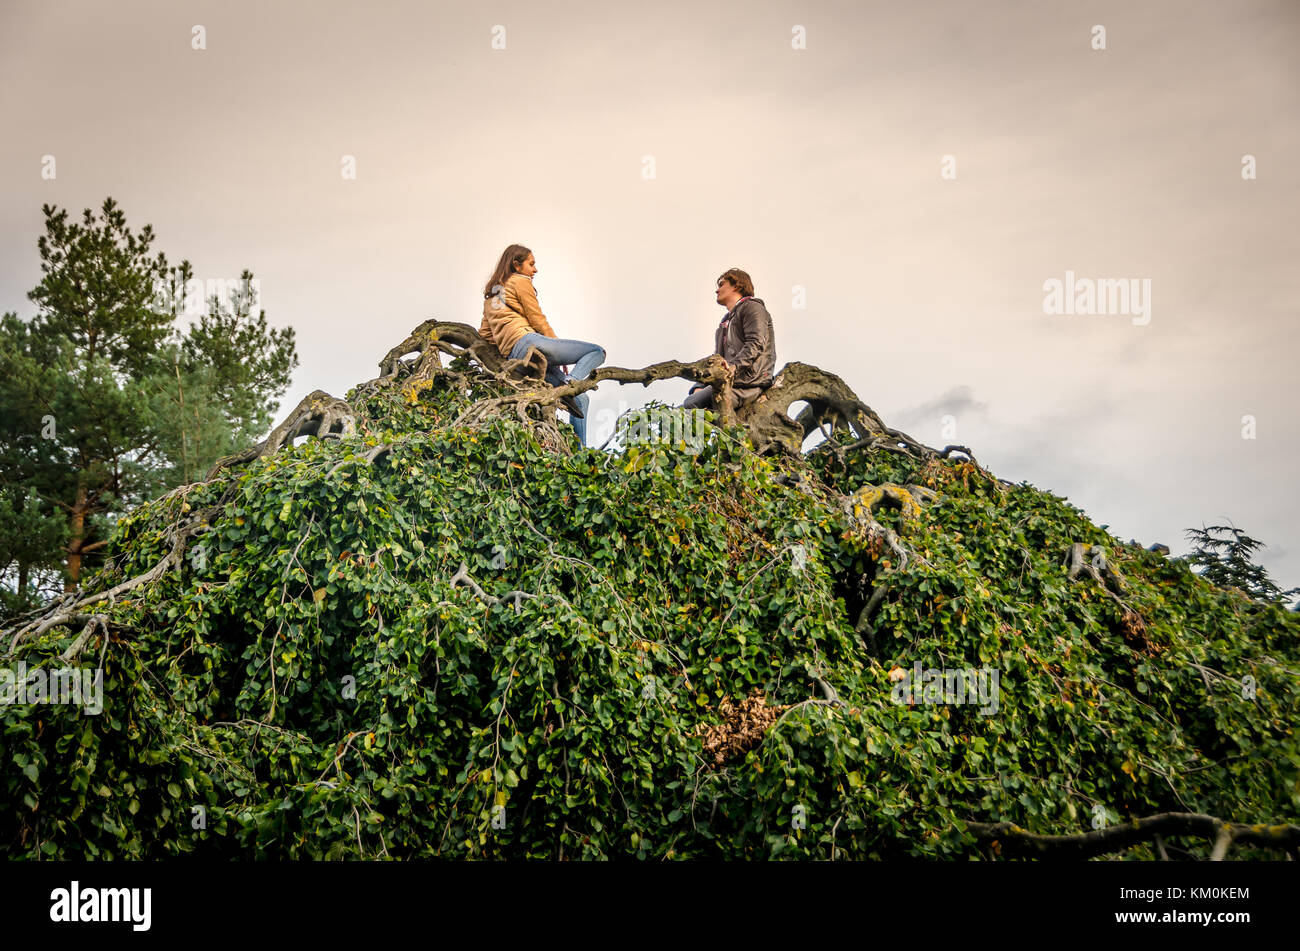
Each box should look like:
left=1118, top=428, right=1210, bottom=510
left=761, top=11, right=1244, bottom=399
left=207, top=389, right=357, bottom=479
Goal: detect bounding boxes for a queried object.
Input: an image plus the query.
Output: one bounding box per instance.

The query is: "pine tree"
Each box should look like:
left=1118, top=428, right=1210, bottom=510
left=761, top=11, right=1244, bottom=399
left=0, top=198, right=298, bottom=606
left=0, top=313, right=73, bottom=613
left=134, top=260, right=298, bottom=488
left=1183, top=522, right=1300, bottom=607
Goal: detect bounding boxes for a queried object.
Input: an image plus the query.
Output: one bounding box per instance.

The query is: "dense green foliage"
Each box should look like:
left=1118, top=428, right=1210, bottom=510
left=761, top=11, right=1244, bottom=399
left=3, top=369, right=1298, bottom=859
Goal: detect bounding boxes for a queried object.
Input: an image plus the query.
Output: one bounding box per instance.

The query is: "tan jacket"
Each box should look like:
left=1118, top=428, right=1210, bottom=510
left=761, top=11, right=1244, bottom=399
left=480, top=274, right=557, bottom=357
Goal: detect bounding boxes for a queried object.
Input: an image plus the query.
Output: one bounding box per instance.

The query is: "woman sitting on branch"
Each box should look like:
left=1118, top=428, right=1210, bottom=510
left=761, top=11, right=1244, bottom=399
left=479, top=243, right=606, bottom=447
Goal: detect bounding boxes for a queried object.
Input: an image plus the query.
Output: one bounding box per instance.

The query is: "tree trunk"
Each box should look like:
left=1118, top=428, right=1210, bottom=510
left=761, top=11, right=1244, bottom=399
left=65, top=474, right=87, bottom=592
left=174, top=352, right=192, bottom=484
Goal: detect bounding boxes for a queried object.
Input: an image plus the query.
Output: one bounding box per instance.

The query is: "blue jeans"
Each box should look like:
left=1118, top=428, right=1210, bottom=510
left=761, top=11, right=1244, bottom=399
left=509, top=332, right=606, bottom=446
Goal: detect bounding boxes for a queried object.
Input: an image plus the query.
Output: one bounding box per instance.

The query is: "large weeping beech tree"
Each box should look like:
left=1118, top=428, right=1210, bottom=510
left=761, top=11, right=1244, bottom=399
left=2, top=319, right=1298, bottom=860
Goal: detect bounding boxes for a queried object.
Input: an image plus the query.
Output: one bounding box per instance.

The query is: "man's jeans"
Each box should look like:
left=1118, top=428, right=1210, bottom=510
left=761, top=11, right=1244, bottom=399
left=509, top=332, right=606, bottom=446
left=682, top=383, right=763, bottom=414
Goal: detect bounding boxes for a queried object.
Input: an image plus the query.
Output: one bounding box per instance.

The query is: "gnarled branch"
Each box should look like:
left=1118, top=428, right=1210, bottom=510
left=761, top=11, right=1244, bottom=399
left=207, top=389, right=357, bottom=479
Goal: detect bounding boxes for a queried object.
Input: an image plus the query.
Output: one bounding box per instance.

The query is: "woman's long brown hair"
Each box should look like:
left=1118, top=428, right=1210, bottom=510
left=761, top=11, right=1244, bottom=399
left=483, top=244, right=532, bottom=297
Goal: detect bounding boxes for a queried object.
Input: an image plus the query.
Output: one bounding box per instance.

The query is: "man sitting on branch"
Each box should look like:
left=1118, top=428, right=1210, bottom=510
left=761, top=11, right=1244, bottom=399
left=682, top=267, right=776, bottom=416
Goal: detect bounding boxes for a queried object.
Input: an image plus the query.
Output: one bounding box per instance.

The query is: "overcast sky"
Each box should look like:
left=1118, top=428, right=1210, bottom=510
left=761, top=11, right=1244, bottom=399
left=2, top=0, right=1297, bottom=594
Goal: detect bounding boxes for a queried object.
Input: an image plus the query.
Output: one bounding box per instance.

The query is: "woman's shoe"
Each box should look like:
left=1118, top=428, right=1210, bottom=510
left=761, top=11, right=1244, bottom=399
left=559, top=394, right=585, bottom=419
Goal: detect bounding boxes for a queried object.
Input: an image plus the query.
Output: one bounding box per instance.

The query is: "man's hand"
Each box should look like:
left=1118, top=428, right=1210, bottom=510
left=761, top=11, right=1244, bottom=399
left=703, top=354, right=731, bottom=379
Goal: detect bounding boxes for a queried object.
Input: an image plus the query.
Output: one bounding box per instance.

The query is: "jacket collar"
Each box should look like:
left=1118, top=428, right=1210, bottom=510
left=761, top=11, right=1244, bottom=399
left=723, top=296, right=753, bottom=322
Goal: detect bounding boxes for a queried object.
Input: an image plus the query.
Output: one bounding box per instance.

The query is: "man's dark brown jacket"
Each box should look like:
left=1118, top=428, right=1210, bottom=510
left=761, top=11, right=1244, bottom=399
left=715, top=297, right=776, bottom=389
